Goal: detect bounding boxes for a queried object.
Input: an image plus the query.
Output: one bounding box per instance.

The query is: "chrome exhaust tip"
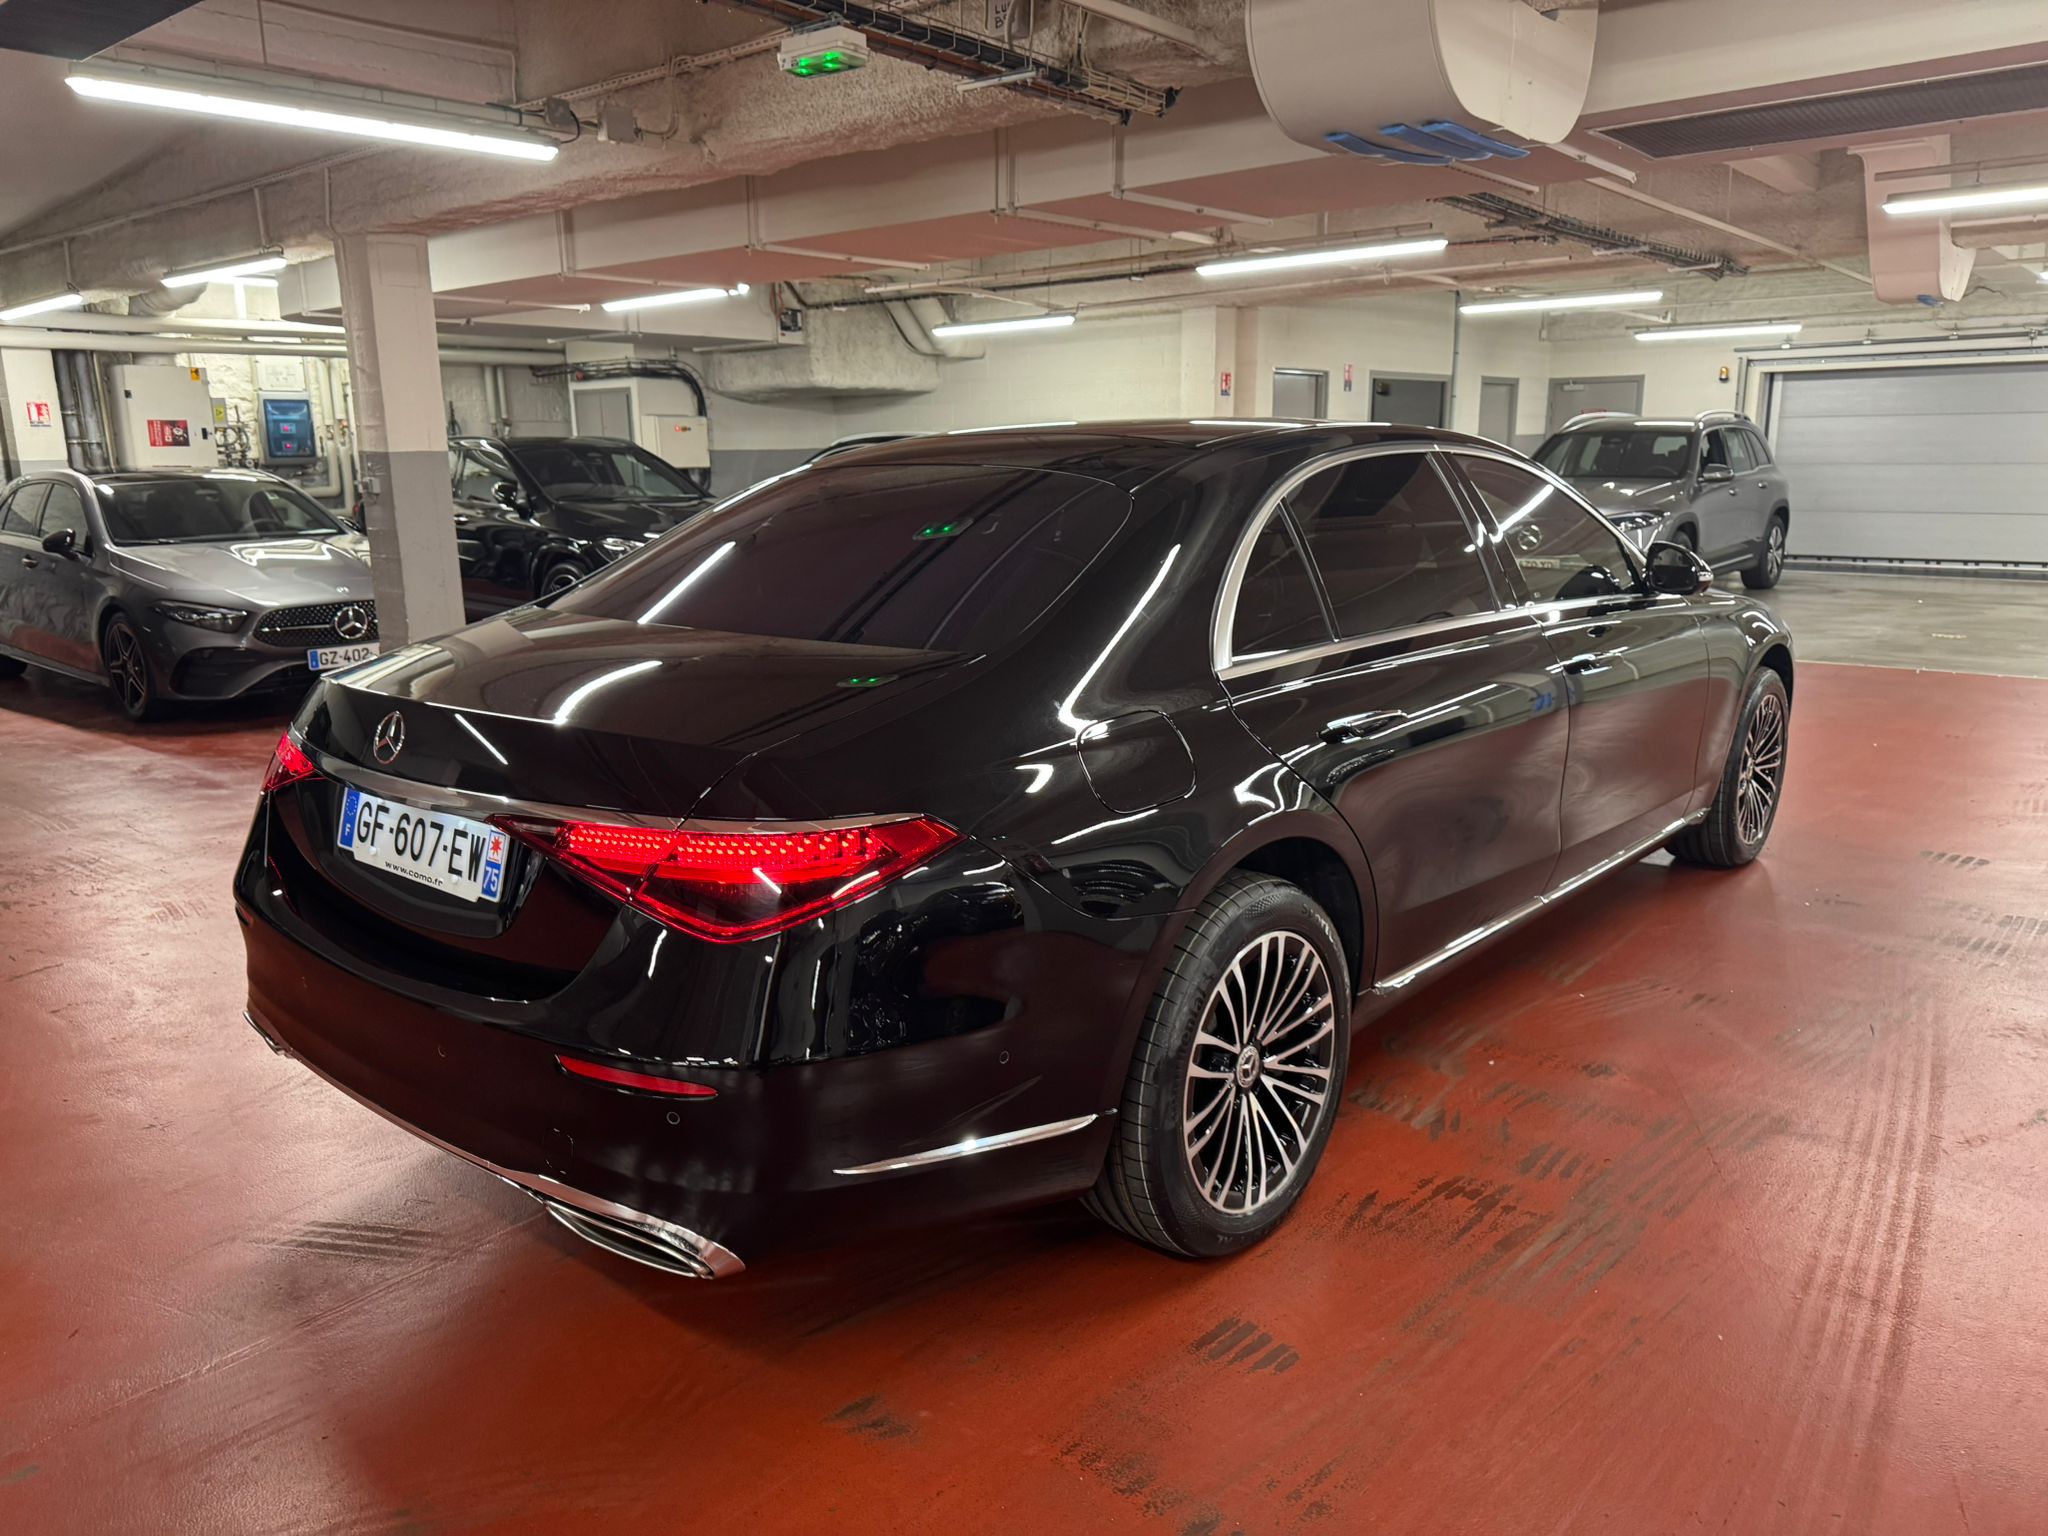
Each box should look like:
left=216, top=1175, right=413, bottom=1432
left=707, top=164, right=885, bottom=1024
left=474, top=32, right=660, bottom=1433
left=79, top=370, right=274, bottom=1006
left=534, top=1195, right=741, bottom=1280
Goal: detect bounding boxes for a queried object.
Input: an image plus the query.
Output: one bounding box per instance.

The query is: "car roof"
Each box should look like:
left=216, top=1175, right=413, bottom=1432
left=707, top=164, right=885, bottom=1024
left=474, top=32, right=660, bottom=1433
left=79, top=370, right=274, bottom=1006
left=88, top=469, right=287, bottom=486
left=835, top=419, right=1480, bottom=467
left=454, top=435, right=638, bottom=449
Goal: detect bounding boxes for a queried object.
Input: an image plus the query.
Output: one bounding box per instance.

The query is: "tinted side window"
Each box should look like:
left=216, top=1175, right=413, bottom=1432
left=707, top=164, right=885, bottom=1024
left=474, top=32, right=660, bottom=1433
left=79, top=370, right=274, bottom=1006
left=553, top=463, right=1123, bottom=653
left=1460, top=457, right=1637, bottom=604
left=456, top=447, right=515, bottom=503
left=1230, top=516, right=1332, bottom=659
left=1744, top=428, right=1774, bottom=467
left=1720, top=429, right=1756, bottom=474
left=1701, top=429, right=1735, bottom=471
left=0, top=484, right=48, bottom=538
left=1285, top=453, right=1496, bottom=638
left=37, top=483, right=87, bottom=542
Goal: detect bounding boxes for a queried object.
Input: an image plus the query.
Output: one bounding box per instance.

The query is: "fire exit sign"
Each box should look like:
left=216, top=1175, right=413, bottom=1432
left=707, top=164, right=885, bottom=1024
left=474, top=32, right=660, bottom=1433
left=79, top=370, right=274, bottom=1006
left=24, top=400, right=52, bottom=428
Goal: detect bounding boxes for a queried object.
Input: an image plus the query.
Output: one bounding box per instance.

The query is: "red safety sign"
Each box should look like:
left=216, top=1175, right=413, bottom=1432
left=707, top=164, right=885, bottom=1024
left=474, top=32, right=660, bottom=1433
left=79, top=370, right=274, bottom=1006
left=147, top=419, right=191, bottom=448
left=24, top=401, right=52, bottom=428
left=1220, top=370, right=1233, bottom=398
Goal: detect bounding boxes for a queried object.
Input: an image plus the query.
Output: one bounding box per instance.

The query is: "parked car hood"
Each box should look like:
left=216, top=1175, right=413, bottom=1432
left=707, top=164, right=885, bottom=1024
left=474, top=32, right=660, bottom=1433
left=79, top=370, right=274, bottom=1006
left=111, top=534, right=375, bottom=607
left=1562, top=476, right=1685, bottom=513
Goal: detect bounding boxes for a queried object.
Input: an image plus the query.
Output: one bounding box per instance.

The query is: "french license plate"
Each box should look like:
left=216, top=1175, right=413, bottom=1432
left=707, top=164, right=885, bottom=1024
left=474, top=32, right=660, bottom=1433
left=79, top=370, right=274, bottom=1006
left=310, top=643, right=378, bottom=671
left=336, top=786, right=507, bottom=903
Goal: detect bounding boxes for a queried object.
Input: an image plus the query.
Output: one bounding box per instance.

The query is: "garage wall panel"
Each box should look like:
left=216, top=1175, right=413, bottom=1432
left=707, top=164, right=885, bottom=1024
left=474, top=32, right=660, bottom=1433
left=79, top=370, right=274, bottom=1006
left=1769, top=362, right=2048, bottom=564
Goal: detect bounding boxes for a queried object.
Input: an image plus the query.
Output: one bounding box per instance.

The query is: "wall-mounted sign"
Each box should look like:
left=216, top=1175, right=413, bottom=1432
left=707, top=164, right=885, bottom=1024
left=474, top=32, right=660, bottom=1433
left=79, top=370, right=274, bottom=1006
left=147, top=419, right=191, bottom=448
left=1220, top=370, right=1233, bottom=398
left=1343, top=363, right=1355, bottom=393
left=24, top=401, right=52, bottom=428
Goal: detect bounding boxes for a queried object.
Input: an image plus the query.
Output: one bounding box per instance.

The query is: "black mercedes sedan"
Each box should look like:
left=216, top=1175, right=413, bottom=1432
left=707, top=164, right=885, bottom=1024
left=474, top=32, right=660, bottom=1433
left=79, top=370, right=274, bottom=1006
left=237, top=422, right=1793, bottom=1277
left=445, top=435, right=709, bottom=615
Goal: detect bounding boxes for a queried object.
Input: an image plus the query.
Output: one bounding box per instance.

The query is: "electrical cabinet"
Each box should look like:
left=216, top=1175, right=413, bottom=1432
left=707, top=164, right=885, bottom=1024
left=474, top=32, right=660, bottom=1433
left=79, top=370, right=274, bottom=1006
left=109, top=364, right=218, bottom=471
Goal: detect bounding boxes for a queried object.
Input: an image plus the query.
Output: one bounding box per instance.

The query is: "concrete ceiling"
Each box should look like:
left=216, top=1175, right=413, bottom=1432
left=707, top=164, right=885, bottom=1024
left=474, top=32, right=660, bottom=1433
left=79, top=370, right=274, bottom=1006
left=6, top=0, right=2048, bottom=340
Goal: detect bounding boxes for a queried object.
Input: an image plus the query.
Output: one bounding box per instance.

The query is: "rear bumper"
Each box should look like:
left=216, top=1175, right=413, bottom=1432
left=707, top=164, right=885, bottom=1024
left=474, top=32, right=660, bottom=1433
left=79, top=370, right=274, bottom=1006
left=236, top=889, right=1120, bottom=1270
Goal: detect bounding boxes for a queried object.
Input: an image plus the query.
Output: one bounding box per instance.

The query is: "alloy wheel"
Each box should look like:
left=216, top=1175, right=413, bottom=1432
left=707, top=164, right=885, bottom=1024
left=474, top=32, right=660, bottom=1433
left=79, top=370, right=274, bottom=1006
left=1766, top=522, right=1785, bottom=581
left=544, top=566, right=584, bottom=595
left=1182, top=930, right=1335, bottom=1215
left=1736, top=690, right=1786, bottom=845
left=104, top=623, right=150, bottom=715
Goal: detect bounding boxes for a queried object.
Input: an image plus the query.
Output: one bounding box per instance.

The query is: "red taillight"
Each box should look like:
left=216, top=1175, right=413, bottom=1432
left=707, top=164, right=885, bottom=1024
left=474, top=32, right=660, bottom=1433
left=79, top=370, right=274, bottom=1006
left=262, top=731, right=319, bottom=794
left=498, top=815, right=959, bottom=942
left=555, top=1054, right=717, bottom=1097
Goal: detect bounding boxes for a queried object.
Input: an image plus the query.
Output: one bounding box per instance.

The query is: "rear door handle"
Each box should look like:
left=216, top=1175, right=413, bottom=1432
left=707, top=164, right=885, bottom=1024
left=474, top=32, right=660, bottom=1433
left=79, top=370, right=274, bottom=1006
left=20, top=556, right=36, bottom=569
left=1321, top=710, right=1403, bottom=744
left=1561, top=654, right=1600, bottom=676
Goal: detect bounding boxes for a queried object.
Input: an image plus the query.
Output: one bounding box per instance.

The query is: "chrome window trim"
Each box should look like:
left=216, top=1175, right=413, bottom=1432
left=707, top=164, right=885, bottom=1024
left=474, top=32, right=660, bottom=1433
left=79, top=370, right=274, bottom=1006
left=1215, top=443, right=1681, bottom=685
left=1210, top=442, right=1497, bottom=676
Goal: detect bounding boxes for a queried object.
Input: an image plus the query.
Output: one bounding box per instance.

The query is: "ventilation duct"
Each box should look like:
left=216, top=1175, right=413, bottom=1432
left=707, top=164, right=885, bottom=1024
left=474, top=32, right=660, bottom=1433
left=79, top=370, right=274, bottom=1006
left=1852, top=137, right=1976, bottom=305
left=1247, top=0, right=1597, bottom=163
left=703, top=306, right=938, bottom=401
left=1596, top=61, right=2048, bottom=160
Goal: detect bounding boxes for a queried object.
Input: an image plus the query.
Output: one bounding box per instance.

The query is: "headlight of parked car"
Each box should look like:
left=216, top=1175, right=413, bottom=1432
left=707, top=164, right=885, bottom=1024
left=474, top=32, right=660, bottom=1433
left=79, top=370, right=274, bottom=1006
left=153, top=603, right=249, bottom=634
left=598, top=537, right=640, bottom=557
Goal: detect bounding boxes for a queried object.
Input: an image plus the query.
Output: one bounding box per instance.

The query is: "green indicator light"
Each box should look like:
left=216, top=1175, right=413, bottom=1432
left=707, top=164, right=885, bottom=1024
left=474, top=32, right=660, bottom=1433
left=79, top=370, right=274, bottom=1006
left=838, top=675, right=893, bottom=688
left=915, top=521, right=962, bottom=539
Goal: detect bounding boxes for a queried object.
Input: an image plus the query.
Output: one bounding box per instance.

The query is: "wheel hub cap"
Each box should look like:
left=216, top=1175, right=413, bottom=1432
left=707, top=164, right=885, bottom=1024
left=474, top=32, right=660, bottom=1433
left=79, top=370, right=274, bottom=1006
left=1182, top=930, right=1335, bottom=1216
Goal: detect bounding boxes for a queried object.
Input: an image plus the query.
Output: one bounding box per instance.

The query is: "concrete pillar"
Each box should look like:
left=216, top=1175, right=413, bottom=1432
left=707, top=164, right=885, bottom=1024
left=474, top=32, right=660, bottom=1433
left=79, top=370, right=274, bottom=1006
left=0, top=350, right=69, bottom=475
left=335, top=232, right=464, bottom=648
left=1177, top=308, right=1236, bottom=418
left=1233, top=308, right=1273, bottom=418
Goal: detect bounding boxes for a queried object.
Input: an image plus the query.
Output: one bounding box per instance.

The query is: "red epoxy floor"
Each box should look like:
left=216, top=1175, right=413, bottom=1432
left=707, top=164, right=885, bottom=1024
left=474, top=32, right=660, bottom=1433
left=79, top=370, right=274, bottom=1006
left=2, top=662, right=2045, bottom=1534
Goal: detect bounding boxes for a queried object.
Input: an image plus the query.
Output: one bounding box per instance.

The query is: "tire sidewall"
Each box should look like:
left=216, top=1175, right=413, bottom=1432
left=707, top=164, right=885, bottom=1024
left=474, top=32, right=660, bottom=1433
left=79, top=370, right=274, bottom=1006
left=1726, top=668, right=1790, bottom=858
left=102, top=614, right=156, bottom=722
left=1142, top=882, right=1351, bottom=1257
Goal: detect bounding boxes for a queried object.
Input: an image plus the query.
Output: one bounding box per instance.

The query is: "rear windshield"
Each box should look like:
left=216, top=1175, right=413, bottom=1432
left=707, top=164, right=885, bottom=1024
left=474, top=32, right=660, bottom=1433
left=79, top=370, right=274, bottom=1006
left=1536, top=430, right=1694, bottom=481
left=96, top=477, right=343, bottom=544
left=550, top=462, right=1125, bottom=652
left=509, top=441, right=699, bottom=500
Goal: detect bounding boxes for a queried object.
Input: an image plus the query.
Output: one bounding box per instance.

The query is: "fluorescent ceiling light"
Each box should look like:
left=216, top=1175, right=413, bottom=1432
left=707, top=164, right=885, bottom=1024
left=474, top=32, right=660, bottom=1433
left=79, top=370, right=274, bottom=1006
left=162, top=255, right=288, bottom=289
left=930, top=313, right=1076, bottom=338
left=600, top=283, right=750, bottom=315
left=176, top=317, right=347, bottom=336
left=66, top=61, right=560, bottom=163
left=1196, top=236, right=1449, bottom=279
left=1634, top=322, right=1803, bottom=342
left=1882, top=181, right=2048, bottom=217
left=1461, top=288, right=1664, bottom=315
left=0, top=291, right=85, bottom=322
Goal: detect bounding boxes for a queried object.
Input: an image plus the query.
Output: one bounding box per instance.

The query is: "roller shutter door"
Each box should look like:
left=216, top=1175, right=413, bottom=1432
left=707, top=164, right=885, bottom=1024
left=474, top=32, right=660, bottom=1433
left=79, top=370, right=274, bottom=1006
left=1768, top=362, right=2048, bottom=564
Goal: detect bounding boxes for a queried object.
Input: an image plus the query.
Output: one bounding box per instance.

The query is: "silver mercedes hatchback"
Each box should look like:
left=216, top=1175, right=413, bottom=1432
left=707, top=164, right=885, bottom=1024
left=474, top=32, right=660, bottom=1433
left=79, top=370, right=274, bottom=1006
left=0, top=468, right=376, bottom=721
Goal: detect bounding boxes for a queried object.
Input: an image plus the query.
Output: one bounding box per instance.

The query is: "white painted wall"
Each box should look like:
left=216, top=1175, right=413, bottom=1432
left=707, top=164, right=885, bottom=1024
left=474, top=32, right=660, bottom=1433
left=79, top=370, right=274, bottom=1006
left=1545, top=335, right=1743, bottom=425
left=1, top=348, right=66, bottom=473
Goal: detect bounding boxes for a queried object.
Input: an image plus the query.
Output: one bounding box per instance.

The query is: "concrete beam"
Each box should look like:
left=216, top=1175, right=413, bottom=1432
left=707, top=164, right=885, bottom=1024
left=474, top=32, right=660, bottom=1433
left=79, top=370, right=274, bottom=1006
left=1730, top=154, right=1822, bottom=196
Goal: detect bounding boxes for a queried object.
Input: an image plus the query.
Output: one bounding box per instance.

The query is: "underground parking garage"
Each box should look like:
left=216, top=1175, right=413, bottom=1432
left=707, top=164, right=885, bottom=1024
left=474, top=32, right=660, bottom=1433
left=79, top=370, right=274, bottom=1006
left=2, top=0, right=2047, bottom=1530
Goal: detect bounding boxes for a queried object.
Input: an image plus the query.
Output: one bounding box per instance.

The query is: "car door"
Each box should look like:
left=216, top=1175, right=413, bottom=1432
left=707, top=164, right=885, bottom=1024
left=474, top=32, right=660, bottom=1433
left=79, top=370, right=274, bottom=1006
left=12, top=479, right=101, bottom=673
left=451, top=444, right=533, bottom=612
left=1449, top=452, right=1710, bottom=884
left=0, top=482, right=51, bottom=656
left=1219, top=448, right=1568, bottom=980
left=1695, top=428, right=1759, bottom=564
left=1744, top=427, right=1787, bottom=546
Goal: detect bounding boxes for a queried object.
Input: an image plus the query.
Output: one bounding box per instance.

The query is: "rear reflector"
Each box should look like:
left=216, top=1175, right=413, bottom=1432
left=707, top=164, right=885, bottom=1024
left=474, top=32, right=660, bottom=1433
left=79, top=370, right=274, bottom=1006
left=555, top=1054, right=718, bottom=1097
left=498, top=815, right=959, bottom=942
left=262, top=731, right=319, bottom=793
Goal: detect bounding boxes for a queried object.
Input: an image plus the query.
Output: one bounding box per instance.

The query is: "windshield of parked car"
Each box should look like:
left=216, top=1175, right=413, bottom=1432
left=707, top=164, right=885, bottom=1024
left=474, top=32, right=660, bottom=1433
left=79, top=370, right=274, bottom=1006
left=96, top=478, right=345, bottom=544
left=549, top=461, right=1126, bottom=652
left=1536, top=429, right=1695, bottom=481
left=507, top=441, right=699, bottom=500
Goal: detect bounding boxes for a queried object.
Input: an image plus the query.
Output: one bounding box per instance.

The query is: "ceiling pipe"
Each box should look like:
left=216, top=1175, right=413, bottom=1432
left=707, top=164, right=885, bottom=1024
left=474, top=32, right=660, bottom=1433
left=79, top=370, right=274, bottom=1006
left=0, top=328, right=563, bottom=365
left=1586, top=177, right=1873, bottom=287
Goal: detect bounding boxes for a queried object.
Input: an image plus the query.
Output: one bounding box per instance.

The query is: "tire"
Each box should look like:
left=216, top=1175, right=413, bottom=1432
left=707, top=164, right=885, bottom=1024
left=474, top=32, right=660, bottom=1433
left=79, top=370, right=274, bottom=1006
left=1669, top=526, right=1696, bottom=554
left=1669, top=667, right=1788, bottom=868
left=539, top=559, right=588, bottom=598
left=0, top=654, right=25, bottom=680
left=1741, top=514, right=1787, bottom=590
left=1085, top=873, right=1351, bottom=1259
left=101, top=613, right=166, bottom=722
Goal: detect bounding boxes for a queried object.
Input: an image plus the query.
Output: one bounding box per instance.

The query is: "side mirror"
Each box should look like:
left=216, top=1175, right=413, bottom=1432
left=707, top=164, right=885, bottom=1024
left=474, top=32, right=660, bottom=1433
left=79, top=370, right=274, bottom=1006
left=490, top=480, right=525, bottom=510
left=1644, top=540, right=1714, bottom=596
left=1699, top=462, right=1734, bottom=484
left=40, top=527, right=78, bottom=558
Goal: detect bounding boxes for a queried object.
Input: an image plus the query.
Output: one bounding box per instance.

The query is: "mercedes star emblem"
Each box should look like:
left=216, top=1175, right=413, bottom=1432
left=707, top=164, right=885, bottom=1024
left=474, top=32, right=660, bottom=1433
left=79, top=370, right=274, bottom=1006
left=371, top=710, right=406, bottom=766
left=334, top=604, right=371, bottom=642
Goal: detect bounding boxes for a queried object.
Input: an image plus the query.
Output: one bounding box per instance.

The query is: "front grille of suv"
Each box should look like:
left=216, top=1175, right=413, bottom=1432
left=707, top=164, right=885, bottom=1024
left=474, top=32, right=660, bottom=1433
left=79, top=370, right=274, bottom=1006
left=254, top=602, right=379, bottom=647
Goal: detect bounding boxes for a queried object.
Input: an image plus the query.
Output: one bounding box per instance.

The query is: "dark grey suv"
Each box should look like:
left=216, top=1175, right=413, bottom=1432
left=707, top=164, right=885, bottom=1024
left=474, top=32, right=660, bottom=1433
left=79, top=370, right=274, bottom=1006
left=1534, top=411, right=1789, bottom=589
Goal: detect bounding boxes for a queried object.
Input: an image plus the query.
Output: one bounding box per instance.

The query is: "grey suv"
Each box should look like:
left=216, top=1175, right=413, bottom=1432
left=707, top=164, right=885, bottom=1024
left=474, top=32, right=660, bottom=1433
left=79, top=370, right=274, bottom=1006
left=1533, top=410, right=1789, bottom=589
